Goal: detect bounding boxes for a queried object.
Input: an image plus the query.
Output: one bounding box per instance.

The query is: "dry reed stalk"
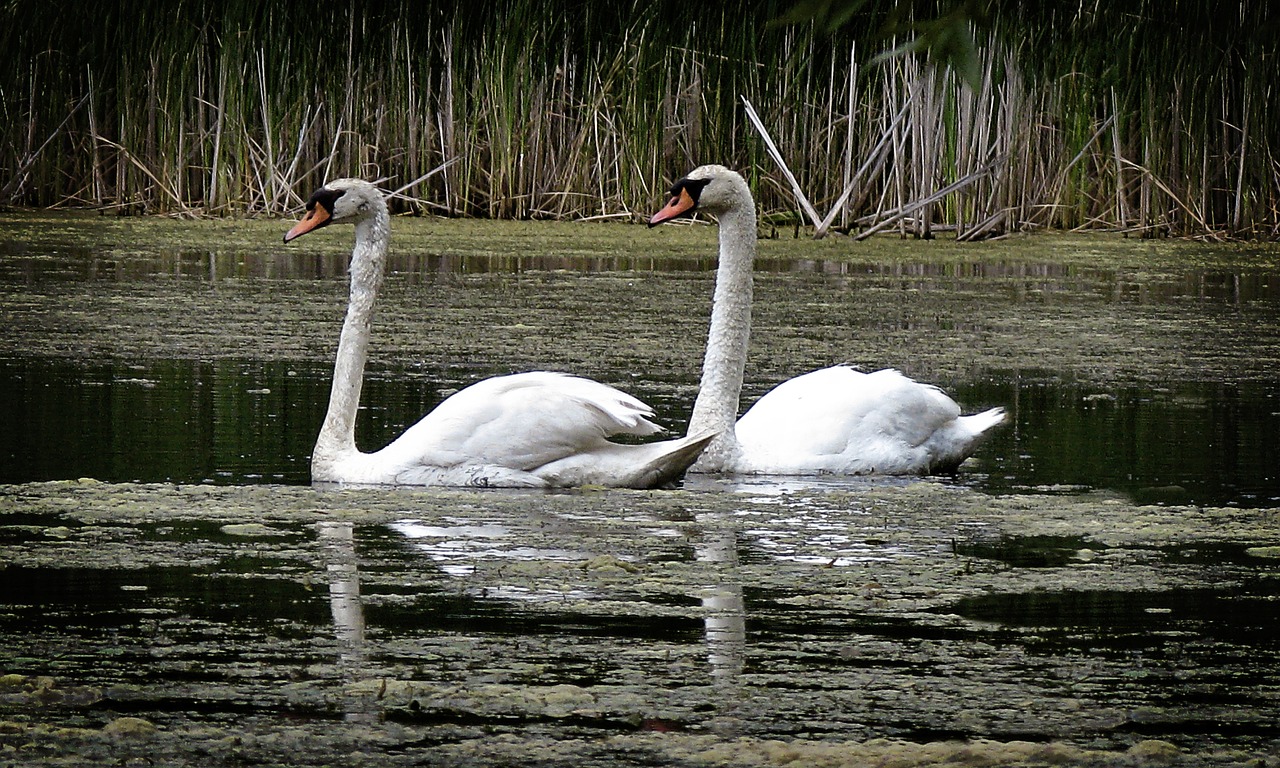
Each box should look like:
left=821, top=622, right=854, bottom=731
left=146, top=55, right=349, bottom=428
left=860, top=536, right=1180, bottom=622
left=839, top=43, right=858, bottom=231
left=821, top=98, right=908, bottom=237
left=858, top=160, right=996, bottom=240
left=0, top=93, right=89, bottom=204
left=1119, top=158, right=1214, bottom=235
left=1233, top=88, right=1249, bottom=232
left=1109, top=87, right=1130, bottom=227
left=742, top=95, right=823, bottom=229
left=208, top=56, right=227, bottom=212
left=86, top=66, right=105, bottom=206
left=92, top=133, right=190, bottom=214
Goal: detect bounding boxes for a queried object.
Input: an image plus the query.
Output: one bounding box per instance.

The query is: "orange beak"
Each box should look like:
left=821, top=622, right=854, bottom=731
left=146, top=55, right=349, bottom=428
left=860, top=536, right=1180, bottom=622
left=283, top=204, right=332, bottom=242
left=648, top=187, right=697, bottom=227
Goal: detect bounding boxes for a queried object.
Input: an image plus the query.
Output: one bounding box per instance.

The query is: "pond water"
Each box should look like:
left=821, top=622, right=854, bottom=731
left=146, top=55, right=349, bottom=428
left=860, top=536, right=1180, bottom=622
left=2, top=220, right=1277, bottom=505
left=2, top=357, right=1278, bottom=507
left=2, top=214, right=1279, bottom=766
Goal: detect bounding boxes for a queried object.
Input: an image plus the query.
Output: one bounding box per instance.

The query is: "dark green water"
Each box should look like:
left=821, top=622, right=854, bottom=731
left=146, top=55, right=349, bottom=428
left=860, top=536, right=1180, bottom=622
left=2, top=356, right=1276, bottom=506
left=4, top=217, right=1277, bottom=507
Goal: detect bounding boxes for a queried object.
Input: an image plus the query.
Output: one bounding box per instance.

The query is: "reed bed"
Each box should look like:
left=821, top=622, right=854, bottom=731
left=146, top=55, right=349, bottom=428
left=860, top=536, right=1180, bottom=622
left=2, top=0, right=1276, bottom=238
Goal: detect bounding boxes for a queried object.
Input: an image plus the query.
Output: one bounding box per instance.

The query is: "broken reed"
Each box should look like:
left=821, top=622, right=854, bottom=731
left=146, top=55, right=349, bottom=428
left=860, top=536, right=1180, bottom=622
left=2, top=0, right=1276, bottom=238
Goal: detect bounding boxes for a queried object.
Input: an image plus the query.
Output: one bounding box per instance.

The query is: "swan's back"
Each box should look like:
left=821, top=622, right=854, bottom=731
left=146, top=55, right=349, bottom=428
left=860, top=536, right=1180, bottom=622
left=376, top=371, right=662, bottom=471
left=735, top=366, right=1002, bottom=475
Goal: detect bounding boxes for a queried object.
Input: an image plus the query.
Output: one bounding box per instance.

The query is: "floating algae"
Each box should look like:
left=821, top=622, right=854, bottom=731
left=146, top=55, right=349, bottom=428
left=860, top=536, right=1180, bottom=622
left=0, top=480, right=1277, bottom=766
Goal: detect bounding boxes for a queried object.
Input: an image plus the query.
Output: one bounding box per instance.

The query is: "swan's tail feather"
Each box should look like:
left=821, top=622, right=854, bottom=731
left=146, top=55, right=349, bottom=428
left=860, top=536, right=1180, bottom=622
left=534, top=431, right=718, bottom=489
left=924, top=407, right=1007, bottom=475
left=632, top=431, right=718, bottom=489
left=961, top=407, right=1007, bottom=438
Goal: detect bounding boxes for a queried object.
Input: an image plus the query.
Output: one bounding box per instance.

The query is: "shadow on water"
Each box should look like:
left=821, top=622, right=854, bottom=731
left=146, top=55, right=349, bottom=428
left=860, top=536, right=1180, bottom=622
left=2, top=356, right=1276, bottom=507
left=956, top=376, right=1280, bottom=507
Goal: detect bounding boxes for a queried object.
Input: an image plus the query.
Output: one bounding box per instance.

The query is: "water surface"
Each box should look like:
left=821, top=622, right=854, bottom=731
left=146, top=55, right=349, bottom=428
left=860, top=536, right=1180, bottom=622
left=3, top=218, right=1278, bottom=505
left=2, top=357, right=1277, bottom=507
left=2, top=215, right=1279, bottom=766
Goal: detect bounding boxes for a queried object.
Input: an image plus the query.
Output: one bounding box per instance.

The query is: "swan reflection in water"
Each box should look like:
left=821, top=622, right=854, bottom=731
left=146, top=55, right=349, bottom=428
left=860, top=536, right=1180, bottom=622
left=316, top=482, right=908, bottom=728
left=695, top=525, right=747, bottom=695
left=386, top=513, right=751, bottom=697
left=316, top=521, right=376, bottom=723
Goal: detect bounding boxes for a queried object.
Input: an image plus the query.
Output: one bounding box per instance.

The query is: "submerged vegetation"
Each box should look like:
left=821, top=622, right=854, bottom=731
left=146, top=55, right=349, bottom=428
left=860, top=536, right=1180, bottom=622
left=1, top=0, right=1277, bottom=238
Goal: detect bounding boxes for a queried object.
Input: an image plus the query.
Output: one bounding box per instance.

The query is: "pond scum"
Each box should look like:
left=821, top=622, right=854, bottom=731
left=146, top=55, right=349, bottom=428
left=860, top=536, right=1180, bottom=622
left=1, top=480, right=1279, bottom=766
left=1, top=1, right=1277, bottom=239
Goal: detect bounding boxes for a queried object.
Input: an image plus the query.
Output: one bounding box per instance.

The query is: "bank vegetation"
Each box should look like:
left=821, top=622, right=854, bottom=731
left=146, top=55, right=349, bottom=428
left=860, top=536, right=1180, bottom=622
left=2, top=1, right=1275, bottom=239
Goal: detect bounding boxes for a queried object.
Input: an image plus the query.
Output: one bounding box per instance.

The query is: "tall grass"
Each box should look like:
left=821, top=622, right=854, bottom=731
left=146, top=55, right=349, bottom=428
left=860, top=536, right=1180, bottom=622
left=2, top=0, right=1277, bottom=238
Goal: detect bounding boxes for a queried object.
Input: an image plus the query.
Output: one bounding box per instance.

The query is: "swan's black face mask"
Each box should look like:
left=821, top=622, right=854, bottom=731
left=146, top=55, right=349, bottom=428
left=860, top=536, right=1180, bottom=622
left=284, top=187, right=346, bottom=242
left=648, top=177, right=712, bottom=227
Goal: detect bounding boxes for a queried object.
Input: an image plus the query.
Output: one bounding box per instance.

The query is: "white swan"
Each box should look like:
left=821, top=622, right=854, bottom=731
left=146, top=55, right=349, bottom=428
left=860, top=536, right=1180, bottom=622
left=284, top=178, right=712, bottom=488
left=649, top=164, right=1005, bottom=475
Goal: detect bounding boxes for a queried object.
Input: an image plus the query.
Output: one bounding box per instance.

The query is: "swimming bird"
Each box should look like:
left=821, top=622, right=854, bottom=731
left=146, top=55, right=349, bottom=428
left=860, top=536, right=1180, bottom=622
left=285, top=178, right=712, bottom=488
left=649, top=164, right=1004, bottom=475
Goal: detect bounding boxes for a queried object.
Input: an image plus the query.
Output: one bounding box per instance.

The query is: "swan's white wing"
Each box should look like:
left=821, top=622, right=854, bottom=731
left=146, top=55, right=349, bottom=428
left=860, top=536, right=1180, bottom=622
left=734, top=366, right=967, bottom=474
left=375, top=371, right=664, bottom=473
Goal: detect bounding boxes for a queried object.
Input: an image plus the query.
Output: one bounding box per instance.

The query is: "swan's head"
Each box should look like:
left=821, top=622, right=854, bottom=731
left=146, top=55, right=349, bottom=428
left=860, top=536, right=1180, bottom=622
left=284, top=178, right=385, bottom=242
left=648, top=165, right=750, bottom=226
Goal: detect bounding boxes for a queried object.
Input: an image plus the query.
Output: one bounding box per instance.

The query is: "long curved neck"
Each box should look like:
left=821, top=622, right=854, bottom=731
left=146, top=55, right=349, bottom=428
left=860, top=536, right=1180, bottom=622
left=315, top=207, right=389, bottom=465
left=688, top=203, right=755, bottom=467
